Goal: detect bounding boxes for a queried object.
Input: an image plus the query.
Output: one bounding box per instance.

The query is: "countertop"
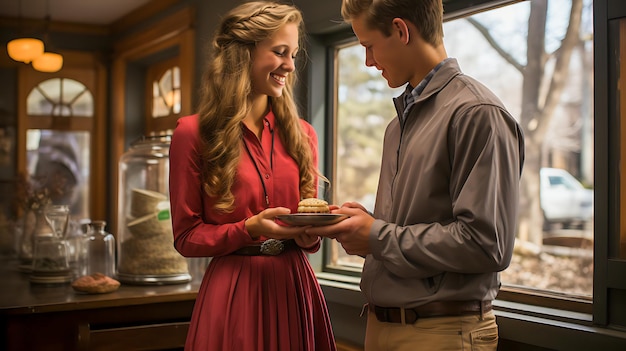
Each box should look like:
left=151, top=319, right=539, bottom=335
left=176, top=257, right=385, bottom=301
left=0, top=257, right=201, bottom=316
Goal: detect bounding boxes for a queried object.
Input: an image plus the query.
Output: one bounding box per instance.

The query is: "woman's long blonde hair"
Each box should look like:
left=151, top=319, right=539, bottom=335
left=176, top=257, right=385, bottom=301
left=197, top=1, right=317, bottom=212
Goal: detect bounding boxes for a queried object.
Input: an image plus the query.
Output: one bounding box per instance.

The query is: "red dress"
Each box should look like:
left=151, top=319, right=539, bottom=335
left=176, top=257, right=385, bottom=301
left=169, top=113, right=336, bottom=351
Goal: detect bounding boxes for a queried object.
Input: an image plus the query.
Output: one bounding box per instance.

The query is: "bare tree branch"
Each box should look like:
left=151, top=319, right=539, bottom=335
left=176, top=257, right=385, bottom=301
left=539, top=0, right=583, bottom=139
left=466, top=17, right=524, bottom=72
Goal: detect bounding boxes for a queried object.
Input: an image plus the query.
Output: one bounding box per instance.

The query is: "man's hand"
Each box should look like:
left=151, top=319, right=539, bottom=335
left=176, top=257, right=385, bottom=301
left=305, top=202, right=374, bottom=257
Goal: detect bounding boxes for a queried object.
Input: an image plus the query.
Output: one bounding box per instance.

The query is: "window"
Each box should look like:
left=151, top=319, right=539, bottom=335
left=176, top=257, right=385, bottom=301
left=146, top=57, right=182, bottom=135
left=327, top=0, right=594, bottom=303
left=152, top=66, right=181, bottom=118
left=24, top=77, right=96, bottom=221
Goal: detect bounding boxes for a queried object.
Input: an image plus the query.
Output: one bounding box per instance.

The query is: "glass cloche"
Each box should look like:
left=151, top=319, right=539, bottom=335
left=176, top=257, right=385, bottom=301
left=116, top=134, right=190, bottom=284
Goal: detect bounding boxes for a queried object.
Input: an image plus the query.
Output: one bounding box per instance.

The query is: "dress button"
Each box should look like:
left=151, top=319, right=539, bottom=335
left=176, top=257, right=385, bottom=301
left=265, top=174, right=270, bottom=179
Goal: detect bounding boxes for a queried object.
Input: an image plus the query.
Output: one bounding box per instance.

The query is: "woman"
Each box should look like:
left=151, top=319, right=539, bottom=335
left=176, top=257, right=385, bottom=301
left=168, top=2, right=337, bottom=350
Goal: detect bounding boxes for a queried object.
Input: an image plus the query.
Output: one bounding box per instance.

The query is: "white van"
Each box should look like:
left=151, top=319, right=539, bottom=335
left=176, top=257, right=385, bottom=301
left=540, top=167, right=593, bottom=229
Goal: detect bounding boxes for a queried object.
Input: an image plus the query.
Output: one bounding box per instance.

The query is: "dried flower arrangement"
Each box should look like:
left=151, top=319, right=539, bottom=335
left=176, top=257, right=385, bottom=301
left=15, top=172, right=68, bottom=213
left=15, top=174, right=50, bottom=212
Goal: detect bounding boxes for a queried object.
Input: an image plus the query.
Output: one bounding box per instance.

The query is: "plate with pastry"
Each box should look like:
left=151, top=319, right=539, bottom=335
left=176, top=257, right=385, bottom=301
left=276, top=198, right=349, bottom=226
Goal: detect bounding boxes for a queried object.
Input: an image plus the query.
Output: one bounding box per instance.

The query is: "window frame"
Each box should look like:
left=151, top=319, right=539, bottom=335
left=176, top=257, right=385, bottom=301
left=593, top=0, right=626, bottom=328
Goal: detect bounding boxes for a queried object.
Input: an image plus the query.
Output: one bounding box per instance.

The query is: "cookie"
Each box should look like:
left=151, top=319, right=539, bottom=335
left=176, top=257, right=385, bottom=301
left=297, top=198, right=330, bottom=213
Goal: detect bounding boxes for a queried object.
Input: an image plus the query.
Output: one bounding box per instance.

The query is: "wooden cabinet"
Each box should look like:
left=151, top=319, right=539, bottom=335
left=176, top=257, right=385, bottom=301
left=0, top=258, right=199, bottom=351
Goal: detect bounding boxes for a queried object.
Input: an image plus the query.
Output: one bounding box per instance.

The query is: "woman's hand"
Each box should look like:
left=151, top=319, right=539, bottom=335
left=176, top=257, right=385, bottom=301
left=245, top=207, right=307, bottom=240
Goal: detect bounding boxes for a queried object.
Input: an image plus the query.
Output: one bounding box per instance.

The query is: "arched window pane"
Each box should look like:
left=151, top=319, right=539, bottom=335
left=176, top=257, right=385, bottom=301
left=152, top=66, right=181, bottom=118
left=27, top=89, right=53, bottom=115
left=152, top=86, right=170, bottom=117
left=173, top=66, right=180, bottom=88
left=61, top=79, right=86, bottom=105
left=27, top=78, right=94, bottom=118
left=160, top=69, right=173, bottom=93
left=39, top=79, right=61, bottom=101
left=72, top=93, right=94, bottom=117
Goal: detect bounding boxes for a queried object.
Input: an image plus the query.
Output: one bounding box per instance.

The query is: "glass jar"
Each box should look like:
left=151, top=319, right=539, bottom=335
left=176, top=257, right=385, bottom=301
left=86, top=220, right=116, bottom=277
left=30, top=210, right=72, bottom=284
left=117, top=134, right=190, bottom=284
left=30, top=236, right=72, bottom=284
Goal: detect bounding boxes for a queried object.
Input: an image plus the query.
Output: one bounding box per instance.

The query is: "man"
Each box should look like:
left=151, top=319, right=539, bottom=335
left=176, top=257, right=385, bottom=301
left=306, top=0, right=525, bottom=350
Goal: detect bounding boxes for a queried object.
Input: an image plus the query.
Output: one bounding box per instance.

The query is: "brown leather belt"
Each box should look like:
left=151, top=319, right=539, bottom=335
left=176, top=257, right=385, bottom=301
left=372, top=300, right=492, bottom=324
left=233, top=239, right=297, bottom=256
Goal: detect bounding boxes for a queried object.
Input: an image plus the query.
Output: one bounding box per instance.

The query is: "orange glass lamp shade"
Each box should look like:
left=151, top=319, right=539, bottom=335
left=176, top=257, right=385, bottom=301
left=7, top=38, right=44, bottom=63
left=32, top=52, right=63, bottom=73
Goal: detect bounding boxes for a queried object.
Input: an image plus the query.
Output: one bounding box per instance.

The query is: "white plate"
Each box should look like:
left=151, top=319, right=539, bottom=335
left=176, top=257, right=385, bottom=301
left=276, top=213, right=349, bottom=226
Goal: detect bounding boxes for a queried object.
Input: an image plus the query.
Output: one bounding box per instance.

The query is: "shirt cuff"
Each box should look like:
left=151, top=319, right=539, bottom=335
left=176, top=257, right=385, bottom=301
left=299, top=236, right=321, bottom=253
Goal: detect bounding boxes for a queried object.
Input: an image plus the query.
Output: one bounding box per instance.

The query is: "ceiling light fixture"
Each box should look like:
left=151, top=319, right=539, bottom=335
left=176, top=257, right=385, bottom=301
left=7, top=37, right=44, bottom=63
left=7, top=0, right=44, bottom=63
left=32, top=52, right=63, bottom=72
left=7, top=0, right=63, bottom=73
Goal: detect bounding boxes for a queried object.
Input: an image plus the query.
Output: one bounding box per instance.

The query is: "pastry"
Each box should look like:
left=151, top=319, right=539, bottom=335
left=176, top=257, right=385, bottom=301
left=297, top=198, right=330, bottom=213
left=72, top=273, right=120, bottom=294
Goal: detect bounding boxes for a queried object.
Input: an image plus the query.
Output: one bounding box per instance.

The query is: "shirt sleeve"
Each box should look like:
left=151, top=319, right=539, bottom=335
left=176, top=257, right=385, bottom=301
left=168, top=116, right=254, bottom=257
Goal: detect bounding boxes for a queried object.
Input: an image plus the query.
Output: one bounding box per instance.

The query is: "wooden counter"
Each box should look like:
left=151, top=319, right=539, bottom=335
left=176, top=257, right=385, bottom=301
left=0, top=257, right=200, bottom=351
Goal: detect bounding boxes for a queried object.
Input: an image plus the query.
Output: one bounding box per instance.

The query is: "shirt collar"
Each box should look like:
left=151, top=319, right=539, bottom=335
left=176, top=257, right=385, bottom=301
left=408, top=57, right=453, bottom=100
left=401, top=57, right=453, bottom=123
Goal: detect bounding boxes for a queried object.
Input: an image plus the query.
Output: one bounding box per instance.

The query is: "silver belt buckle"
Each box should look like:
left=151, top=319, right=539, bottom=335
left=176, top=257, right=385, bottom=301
left=260, top=239, right=284, bottom=255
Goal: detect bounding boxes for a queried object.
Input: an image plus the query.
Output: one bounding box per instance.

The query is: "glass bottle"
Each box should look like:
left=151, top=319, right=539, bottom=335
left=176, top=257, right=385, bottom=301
left=65, top=219, right=90, bottom=278
left=86, top=220, right=116, bottom=278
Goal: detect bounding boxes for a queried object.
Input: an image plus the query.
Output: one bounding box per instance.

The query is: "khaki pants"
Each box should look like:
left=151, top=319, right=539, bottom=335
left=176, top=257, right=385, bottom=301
left=364, top=309, right=498, bottom=351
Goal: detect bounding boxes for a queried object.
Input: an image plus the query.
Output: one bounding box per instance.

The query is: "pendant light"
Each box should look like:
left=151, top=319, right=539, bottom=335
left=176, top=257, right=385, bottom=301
left=7, top=38, right=44, bottom=63
left=7, top=0, right=63, bottom=73
left=32, top=52, right=63, bottom=72
left=7, top=0, right=44, bottom=63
